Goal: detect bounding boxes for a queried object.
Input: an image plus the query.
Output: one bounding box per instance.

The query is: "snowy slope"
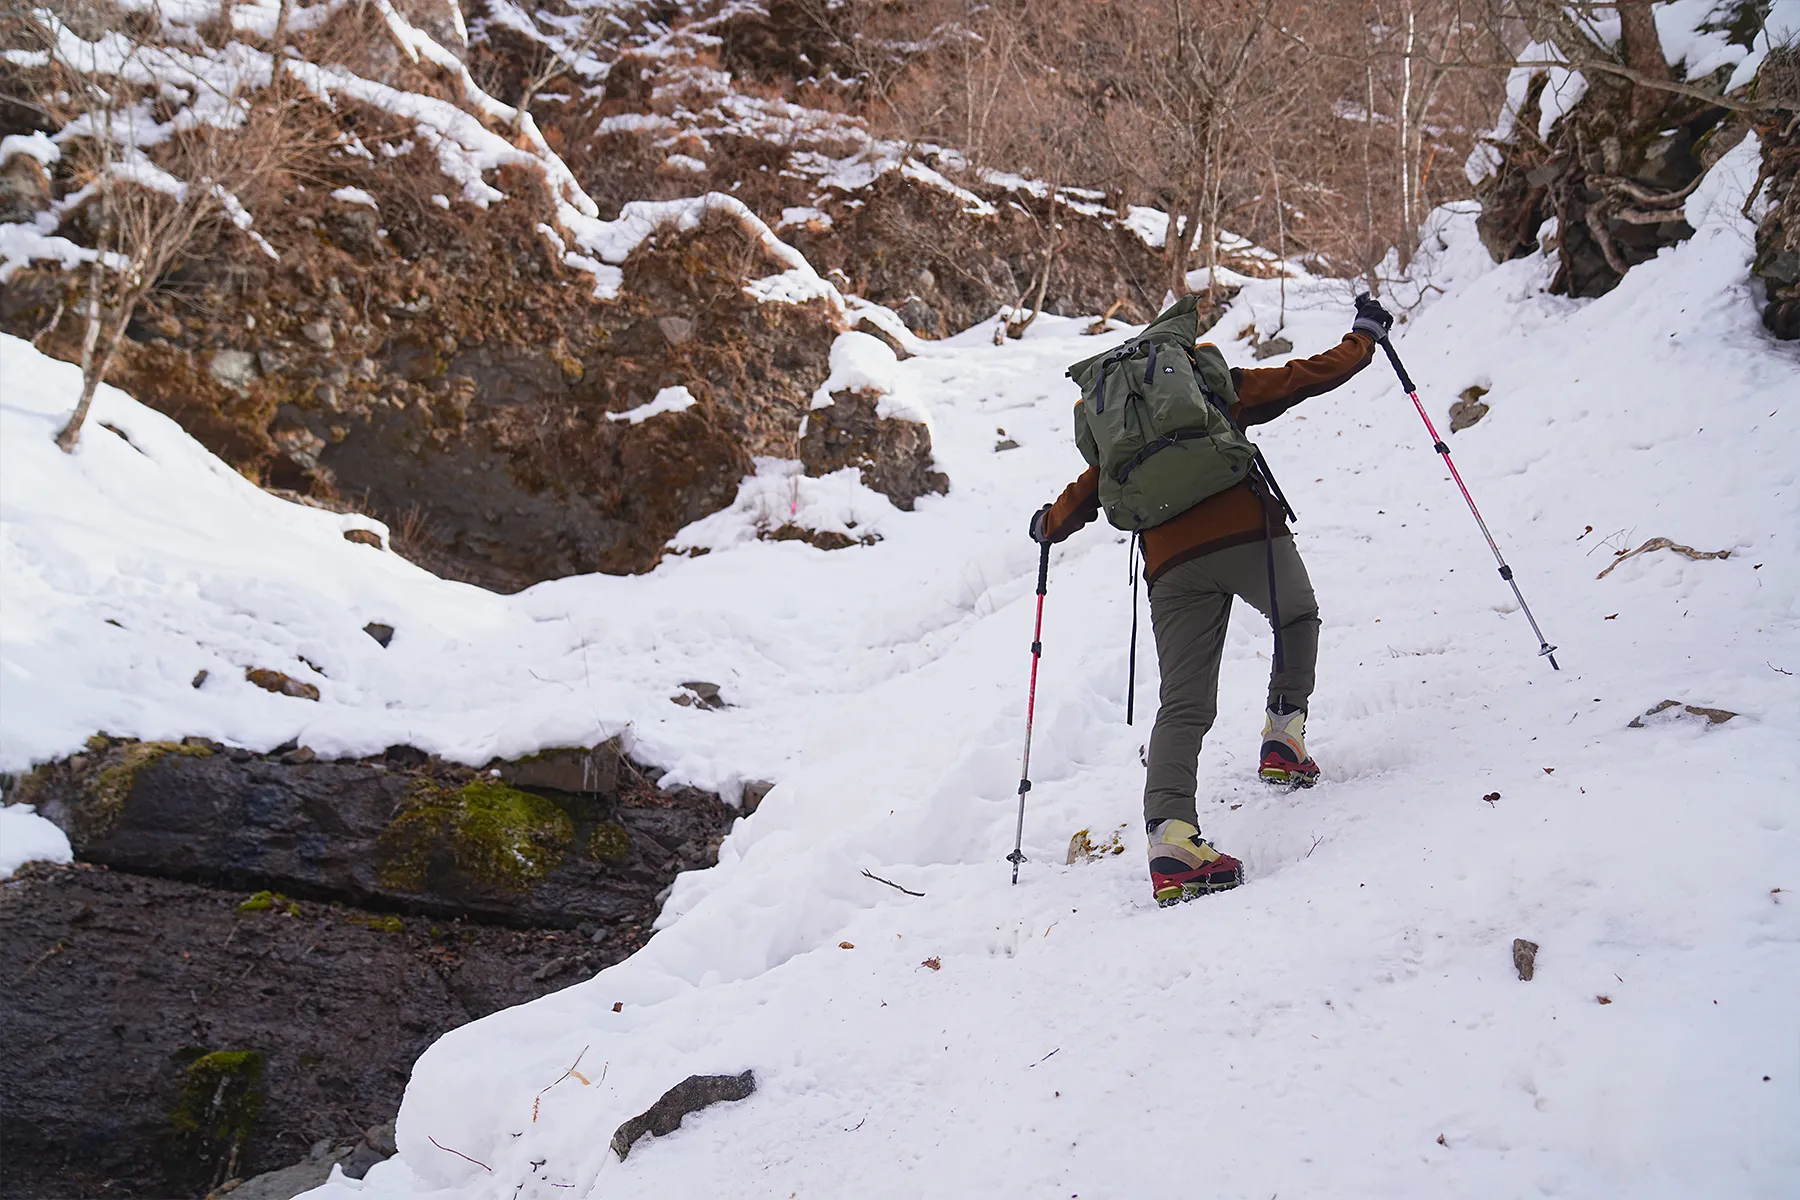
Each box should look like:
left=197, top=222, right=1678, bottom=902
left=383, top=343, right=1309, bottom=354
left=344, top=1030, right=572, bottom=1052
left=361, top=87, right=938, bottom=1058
left=3, top=139, right=1797, bottom=1197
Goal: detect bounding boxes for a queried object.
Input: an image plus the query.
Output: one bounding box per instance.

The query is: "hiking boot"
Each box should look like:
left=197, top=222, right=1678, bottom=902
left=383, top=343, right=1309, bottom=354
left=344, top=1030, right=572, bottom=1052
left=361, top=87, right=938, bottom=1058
left=1259, top=705, right=1319, bottom=787
left=1147, top=819, right=1243, bottom=906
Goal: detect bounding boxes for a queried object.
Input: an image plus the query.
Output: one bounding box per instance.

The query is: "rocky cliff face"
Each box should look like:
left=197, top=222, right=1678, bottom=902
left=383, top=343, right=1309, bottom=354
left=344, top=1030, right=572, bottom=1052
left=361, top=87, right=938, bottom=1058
left=0, top=0, right=1168, bottom=591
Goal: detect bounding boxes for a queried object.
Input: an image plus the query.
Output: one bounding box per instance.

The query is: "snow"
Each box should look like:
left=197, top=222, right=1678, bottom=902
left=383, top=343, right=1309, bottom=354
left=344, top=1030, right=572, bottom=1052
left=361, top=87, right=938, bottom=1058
left=330, top=186, right=379, bottom=209
left=3, top=132, right=1798, bottom=1200
left=0, top=131, right=59, bottom=167
left=606, top=385, right=698, bottom=424
left=669, top=459, right=898, bottom=555
left=777, top=206, right=831, bottom=229
left=0, top=804, right=73, bottom=877
left=809, top=331, right=900, bottom=408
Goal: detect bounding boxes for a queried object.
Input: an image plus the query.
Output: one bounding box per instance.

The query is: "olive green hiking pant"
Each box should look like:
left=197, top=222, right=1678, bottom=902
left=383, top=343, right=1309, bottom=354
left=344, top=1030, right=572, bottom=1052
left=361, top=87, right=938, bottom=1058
left=1142, top=536, right=1319, bottom=827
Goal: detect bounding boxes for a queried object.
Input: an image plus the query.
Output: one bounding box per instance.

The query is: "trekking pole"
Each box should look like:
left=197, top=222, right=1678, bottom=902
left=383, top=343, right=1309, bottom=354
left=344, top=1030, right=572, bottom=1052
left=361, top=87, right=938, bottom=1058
left=1373, top=331, right=1560, bottom=670
left=1009, top=538, right=1052, bottom=884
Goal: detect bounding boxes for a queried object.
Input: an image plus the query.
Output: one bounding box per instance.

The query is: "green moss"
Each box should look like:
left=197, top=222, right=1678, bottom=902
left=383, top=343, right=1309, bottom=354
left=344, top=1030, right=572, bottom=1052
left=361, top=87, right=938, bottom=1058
left=380, top=777, right=573, bottom=892
left=350, top=913, right=405, bottom=934
left=170, top=1049, right=263, bottom=1175
left=238, top=890, right=300, bottom=916
left=588, top=822, right=631, bottom=862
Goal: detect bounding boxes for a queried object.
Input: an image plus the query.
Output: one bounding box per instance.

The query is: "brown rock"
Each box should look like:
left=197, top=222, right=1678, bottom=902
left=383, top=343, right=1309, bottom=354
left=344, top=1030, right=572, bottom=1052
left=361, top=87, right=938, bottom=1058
left=1449, top=385, right=1491, bottom=432
left=343, top=528, right=383, bottom=547
left=1627, top=700, right=1738, bottom=728
left=1512, top=937, right=1539, bottom=981
left=245, top=668, right=321, bottom=701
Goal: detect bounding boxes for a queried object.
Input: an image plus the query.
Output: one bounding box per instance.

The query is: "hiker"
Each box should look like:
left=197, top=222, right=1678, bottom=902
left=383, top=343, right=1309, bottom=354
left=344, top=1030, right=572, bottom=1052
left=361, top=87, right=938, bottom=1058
left=1029, top=294, right=1392, bottom=905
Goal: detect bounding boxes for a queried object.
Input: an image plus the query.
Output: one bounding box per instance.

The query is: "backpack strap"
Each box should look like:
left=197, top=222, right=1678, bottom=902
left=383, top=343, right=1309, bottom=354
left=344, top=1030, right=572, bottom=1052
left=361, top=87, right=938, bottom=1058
left=1114, top=429, right=1213, bottom=485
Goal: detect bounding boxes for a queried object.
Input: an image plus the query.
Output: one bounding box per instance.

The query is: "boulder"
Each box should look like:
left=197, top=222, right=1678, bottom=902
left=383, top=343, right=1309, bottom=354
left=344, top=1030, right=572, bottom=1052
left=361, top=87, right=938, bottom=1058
left=14, top=738, right=731, bottom=928
left=611, top=1071, right=757, bottom=1160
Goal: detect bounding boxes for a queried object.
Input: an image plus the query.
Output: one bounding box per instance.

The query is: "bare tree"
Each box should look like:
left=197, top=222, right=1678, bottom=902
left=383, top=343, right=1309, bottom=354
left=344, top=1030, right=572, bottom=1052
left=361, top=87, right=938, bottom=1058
left=18, top=1, right=318, bottom=450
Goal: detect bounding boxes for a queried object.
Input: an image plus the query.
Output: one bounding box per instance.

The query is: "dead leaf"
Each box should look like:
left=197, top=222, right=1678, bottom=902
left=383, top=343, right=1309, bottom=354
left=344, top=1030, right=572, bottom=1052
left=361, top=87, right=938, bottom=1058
left=1436, top=1134, right=1447, bottom=1146
left=612, top=1002, right=623, bottom=1012
left=1483, top=791, right=1501, bottom=805
left=1596, top=537, right=1730, bottom=580
left=1542, top=767, right=1554, bottom=774
left=1596, top=994, right=1612, bottom=1005
left=921, top=957, right=941, bottom=971
left=1604, top=613, right=1618, bottom=620
left=569, top=1070, right=590, bottom=1086
left=839, top=941, right=855, bottom=949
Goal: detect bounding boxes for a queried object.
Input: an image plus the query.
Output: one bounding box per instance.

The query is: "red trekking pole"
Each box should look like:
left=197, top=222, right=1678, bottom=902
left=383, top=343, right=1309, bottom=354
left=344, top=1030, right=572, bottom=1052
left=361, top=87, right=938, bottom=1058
left=1008, top=538, right=1052, bottom=883
left=1369, top=311, right=1559, bottom=670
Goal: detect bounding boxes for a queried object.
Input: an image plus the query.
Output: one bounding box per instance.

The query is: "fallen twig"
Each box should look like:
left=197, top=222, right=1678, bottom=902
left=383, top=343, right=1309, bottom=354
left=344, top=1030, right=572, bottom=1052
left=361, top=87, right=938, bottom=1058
left=861, top=868, right=924, bottom=897
left=1596, top=537, right=1730, bottom=580
left=17, top=942, right=65, bottom=982
left=1029, top=1048, right=1060, bottom=1068
left=428, top=1136, right=492, bottom=1172
left=540, top=1045, right=592, bottom=1093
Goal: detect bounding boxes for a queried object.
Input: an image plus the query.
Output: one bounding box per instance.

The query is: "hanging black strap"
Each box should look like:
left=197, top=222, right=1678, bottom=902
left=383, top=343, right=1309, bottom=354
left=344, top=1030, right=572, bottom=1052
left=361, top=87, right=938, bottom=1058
left=1126, top=531, right=1141, bottom=726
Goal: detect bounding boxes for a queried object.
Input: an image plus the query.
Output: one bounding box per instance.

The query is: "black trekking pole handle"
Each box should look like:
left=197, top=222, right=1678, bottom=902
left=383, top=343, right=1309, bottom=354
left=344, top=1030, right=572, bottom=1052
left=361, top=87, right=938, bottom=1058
left=1378, top=337, right=1415, bottom=394
left=1377, top=337, right=1560, bottom=671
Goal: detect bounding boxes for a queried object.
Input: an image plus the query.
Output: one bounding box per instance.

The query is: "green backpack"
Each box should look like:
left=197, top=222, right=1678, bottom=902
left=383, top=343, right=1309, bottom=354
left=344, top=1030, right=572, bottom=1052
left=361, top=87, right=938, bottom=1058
left=1067, top=295, right=1258, bottom=531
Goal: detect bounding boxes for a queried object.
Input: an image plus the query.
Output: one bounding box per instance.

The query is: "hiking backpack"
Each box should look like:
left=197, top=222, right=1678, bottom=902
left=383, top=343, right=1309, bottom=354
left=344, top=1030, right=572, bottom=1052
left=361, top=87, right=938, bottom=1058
left=1066, top=294, right=1258, bottom=531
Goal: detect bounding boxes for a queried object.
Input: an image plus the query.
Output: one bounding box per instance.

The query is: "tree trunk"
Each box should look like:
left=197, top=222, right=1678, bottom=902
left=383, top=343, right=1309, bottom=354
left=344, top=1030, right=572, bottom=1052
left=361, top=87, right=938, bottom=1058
left=272, top=0, right=293, bottom=50
left=56, top=262, right=108, bottom=452
left=1616, top=2, right=1673, bottom=126
left=1396, top=0, right=1416, bottom=268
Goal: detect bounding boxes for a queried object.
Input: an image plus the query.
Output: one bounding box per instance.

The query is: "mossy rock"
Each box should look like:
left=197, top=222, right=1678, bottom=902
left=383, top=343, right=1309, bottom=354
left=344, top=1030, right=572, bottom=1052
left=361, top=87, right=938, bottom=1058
left=11, top=737, right=214, bottom=845
left=588, top=822, right=632, bottom=862
left=169, top=1048, right=263, bottom=1186
left=379, top=778, right=574, bottom=893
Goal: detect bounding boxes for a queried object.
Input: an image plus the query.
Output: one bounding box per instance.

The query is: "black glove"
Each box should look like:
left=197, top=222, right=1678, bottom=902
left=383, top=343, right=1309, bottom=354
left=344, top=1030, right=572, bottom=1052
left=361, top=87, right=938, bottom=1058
left=1352, top=293, right=1393, bottom=341
left=1029, top=503, right=1053, bottom=544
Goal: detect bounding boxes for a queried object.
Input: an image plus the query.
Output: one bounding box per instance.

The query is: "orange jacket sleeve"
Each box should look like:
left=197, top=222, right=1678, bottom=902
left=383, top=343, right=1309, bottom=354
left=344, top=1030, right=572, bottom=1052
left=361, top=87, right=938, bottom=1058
left=1227, top=332, right=1377, bottom=427
left=1041, top=461, right=1100, bottom=543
